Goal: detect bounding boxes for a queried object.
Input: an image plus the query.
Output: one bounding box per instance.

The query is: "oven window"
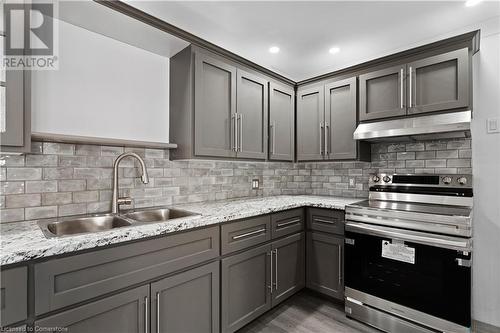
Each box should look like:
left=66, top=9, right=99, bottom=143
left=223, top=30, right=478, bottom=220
left=345, top=231, right=471, bottom=327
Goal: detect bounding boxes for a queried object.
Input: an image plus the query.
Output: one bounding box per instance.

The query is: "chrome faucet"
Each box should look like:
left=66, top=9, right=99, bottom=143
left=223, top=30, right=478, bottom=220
left=111, top=152, right=149, bottom=214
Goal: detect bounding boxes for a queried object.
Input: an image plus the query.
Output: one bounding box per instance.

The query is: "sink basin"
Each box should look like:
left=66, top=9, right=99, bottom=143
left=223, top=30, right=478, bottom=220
left=124, top=208, right=198, bottom=223
left=39, top=215, right=132, bottom=238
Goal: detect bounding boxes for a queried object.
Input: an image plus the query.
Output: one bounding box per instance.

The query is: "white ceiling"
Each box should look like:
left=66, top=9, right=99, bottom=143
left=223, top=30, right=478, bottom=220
left=127, top=1, right=500, bottom=81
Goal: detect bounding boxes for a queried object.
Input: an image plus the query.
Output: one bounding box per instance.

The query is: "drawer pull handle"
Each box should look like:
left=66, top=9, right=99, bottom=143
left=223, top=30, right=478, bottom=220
left=232, top=228, right=266, bottom=240
left=314, top=218, right=339, bottom=225
left=277, top=219, right=301, bottom=228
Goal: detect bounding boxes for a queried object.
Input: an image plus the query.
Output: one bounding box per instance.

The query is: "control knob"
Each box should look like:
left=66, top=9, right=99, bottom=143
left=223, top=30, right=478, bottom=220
left=457, top=177, right=468, bottom=185
left=382, top=176, right=391, bottom=183
left=442, top=176, right=452, bottom=185
left=371, top=175, right=380, bottom=183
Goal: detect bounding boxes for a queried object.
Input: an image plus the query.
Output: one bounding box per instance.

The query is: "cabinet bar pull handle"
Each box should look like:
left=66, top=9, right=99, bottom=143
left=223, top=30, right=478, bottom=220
left=409, top=66, right=413, bottom=108
left=274, top=249, right=278, bottom=291
left=238, top=113, right=243, bottom=152
left=276, top=219, right=301, bottom=228
left=400, top=68, right=404, bottom=109
left=144, top=296, right=148, bottom=333
left=231, top=114, right=237, bottom=151
left=319, top=122, right=324, bottom=155
left=314, top=218, right=338, bottom=225
left=271, top=121, right=276, bottom=154
left=268, top=250, right=273, bottom=294
left=324, top=122, right=329, bottom=156
left=339, top=247, right=342, bottom=284
left=232, top=228, right=266, bottom=240
left=156, top=292, right=160, bottom=333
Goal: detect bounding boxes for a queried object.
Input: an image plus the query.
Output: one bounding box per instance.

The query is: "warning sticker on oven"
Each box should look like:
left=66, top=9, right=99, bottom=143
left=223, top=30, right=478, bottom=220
left=381, top=240, right=415, bottom=264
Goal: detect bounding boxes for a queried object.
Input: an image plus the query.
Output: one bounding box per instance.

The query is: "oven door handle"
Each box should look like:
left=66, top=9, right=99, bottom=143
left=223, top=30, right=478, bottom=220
left=345, top=222, right=471, bottom=251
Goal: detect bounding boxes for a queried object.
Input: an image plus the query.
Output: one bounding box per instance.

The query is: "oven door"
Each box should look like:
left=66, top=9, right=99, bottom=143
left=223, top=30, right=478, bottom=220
left=344, top=222, right=471, bottom=328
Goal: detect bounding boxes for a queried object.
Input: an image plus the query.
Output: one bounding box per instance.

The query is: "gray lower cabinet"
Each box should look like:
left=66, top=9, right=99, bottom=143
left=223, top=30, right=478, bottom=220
left=236, top=69, right=268, bottom=159
left=194, top=51, right=237, bottom=158
left=306, top=232, right=344, bottom=300
left=359, top=64, right=407, bottom=121
left=1, top=266, right=27, bottom=327
left=296, top=84, right=325, bottom=161
left=151, top=261, right=220, bottom=333
left=271, top=233, right=305, bottom=306
left=269, top=82, right=295, bottom=161
left=35, top=285, right=149, bottom=333
left=221, top=243, right=272, bottom=333
left=408, top=48, right=469, bottom=115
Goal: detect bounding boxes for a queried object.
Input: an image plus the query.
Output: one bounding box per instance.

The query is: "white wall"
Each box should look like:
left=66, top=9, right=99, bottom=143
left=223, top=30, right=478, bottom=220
left=31, top=19, right=170, bottom=143
left=471, top=27, right=500, bottom=326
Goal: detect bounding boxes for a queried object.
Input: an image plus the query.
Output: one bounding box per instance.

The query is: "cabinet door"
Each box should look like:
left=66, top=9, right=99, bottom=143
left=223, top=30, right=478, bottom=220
left=35, top=285, right=149, bottom=333
left=271, top=233, right=305, bottom=307
left=221, top=243, right=272, bottom=333
left=407, top=48, right=469, bottom=115
left=269, top=82, right=295, bottom=161
left=194, top=52, right=237, bottom=158
left=236, top=69, right=268, bottom=159
left=151, top=261, right=219, bottom=333
left=306, top=232, right=344, bottom=300
left=1, top=267, right=27, bottom=327
left=297, top=85, right=325, bottom=161
left=359, top=65, right=406, bottom=121
left=325, top=77, right=357, bottom=160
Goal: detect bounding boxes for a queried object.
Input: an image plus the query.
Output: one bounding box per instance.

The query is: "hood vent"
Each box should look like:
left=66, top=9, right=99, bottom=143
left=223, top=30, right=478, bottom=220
left=353, top=111, right=471, bottom=142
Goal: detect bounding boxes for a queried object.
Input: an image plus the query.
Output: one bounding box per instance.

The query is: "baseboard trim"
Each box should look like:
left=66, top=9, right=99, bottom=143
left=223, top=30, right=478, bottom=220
left=473, top=320, right=500, bottom=333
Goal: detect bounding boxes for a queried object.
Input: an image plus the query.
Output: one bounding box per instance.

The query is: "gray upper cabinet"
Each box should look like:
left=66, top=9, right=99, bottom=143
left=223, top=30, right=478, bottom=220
left=325, top=78, right=358, bottom=160
left=407, top=48, right=469, bottom=115
left=1, top=267, right=27, bottom=327
left=269, top=82, right=295, bottom=161
left=221, top=243, right=272, bottom=333
left=36, top=285, right=149, bottom=333
left=236, top=69, right=268, bottom=159
left=194, top=52, right=237, bottom=158
left=359, top=64, right=407, bottom=121
left=306, top=232, right=344, bottom=301
left=297, top=85, right=324, bottom=161
left=271, top=233, right=305, bottom=307
left=151, top=261, right=220, bottom=333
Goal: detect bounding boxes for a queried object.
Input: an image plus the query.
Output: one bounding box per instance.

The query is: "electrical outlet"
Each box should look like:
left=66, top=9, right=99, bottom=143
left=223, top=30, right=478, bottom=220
left=251, top=179, right=260, bottom=189
left=487, top=117, right=499, bottom=133
left=349, top=178, right=355, bottom=187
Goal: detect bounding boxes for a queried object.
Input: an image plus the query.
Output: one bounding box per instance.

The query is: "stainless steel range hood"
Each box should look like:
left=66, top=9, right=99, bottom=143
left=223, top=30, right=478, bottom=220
left=353, top=111, right=471, bottom=142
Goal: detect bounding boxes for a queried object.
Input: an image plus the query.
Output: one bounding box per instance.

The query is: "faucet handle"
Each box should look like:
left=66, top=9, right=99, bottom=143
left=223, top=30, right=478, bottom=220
left=117, top=197, right=132, bottom=206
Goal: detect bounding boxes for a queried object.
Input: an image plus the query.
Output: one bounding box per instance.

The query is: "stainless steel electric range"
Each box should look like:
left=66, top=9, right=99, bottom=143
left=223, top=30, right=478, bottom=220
left=344, top=173, right=473, bottom=333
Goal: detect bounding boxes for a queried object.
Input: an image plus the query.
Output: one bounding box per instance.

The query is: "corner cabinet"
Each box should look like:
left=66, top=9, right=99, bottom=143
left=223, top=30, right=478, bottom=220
left=359, top=47, right=470, bottom=121
left=297, top=79, right=369, bottom=162
left=269, top=82, right=295, bottom=161
left=170, top=45, right=293, bottom=161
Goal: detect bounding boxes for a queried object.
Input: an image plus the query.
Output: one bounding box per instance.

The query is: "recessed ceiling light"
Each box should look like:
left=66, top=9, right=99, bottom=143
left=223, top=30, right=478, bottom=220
left=465, top=0, right=482, bottom=7
left=269, top=46, right=280, bottom=54
left=329, top=47, right=340, bottom=54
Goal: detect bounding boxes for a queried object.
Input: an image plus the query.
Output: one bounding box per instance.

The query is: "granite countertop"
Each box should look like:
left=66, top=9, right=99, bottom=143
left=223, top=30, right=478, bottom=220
left=0, top=195, right=362, bottom=266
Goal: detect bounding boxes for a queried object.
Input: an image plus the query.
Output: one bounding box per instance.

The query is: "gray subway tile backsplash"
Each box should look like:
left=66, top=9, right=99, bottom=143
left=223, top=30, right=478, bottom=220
left=0, top=138, right=472, bottom=223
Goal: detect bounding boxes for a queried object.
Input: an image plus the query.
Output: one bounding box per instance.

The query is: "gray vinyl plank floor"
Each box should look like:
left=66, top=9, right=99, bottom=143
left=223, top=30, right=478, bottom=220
left=238, top=291, right=381, bottom=333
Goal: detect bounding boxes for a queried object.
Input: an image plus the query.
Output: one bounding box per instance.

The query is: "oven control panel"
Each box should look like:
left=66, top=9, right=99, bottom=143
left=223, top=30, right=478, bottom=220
left=369, top=173, right=473, bottom=188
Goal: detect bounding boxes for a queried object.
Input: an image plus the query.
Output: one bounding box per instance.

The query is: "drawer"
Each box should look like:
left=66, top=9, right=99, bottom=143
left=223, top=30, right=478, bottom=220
left=1, top=266, right=27, bottom=327
left=307, top=208, right=344, bottom=235
left=35, top=226, right=219, bottom=315
left=221, top=215, right=271, bottom=255
left=271, top=208, right=304, bottom=239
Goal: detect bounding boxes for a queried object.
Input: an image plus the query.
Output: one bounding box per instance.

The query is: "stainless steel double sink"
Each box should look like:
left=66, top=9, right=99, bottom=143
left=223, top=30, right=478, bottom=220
left=38, top=208, right=199, bottom=238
